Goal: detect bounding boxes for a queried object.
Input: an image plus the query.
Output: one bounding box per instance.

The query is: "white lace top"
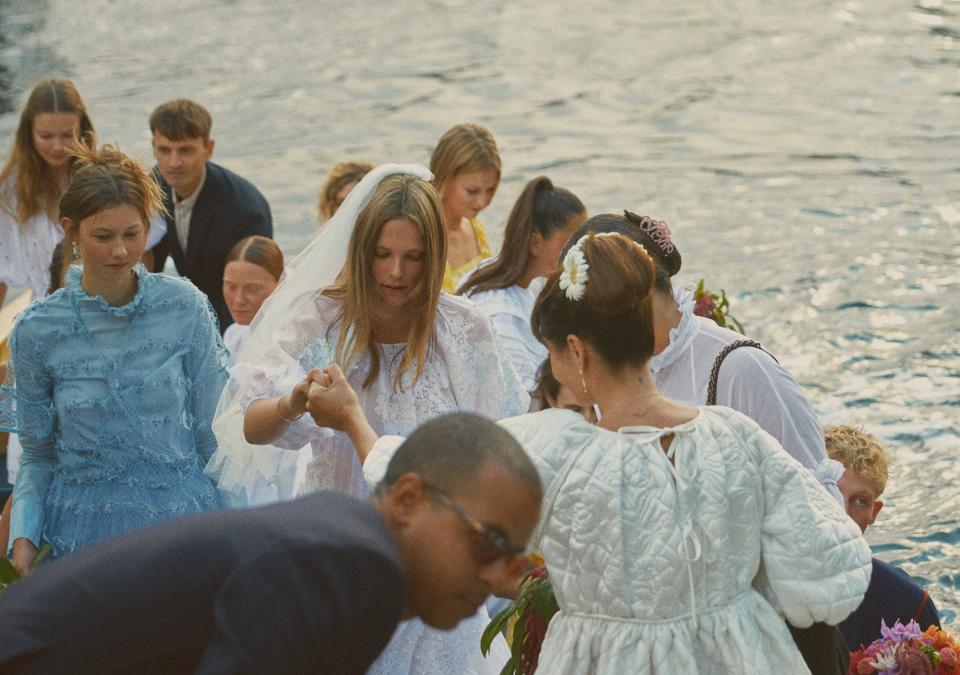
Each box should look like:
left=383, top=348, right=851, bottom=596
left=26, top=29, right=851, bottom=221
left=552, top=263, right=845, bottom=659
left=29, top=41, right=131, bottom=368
left=214, top=292, right=528, bottom=500
left=649, top=288, right=843, bottom=500
left=465, top=277, right=547, bottom=393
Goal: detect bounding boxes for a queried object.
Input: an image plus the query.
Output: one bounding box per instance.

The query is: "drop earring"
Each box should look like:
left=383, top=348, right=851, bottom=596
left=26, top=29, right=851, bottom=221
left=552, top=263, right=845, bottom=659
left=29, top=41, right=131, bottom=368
left=71, top=241, right=80, bottom=260
left=577, top=363, right=588, bottom=395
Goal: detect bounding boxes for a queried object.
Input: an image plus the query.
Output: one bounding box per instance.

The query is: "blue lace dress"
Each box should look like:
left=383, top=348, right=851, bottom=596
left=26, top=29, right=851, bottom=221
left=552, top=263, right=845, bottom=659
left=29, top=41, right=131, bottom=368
left=6, top=264, right=226, bottom=557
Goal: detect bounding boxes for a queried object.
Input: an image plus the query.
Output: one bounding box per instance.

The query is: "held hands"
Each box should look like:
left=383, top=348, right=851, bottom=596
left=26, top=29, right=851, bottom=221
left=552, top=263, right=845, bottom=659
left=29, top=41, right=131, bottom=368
left=304, top=364, right=363, bottom=431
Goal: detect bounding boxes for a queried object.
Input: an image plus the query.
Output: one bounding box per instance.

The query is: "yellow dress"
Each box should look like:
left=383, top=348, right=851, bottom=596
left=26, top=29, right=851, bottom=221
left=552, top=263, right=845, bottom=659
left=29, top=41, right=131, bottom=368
left=443, top=218, right=493, bottom=294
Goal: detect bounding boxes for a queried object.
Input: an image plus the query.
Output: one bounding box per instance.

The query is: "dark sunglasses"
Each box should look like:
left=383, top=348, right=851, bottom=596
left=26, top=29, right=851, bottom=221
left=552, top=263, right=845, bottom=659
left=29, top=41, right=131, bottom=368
left=424, top=483, right=527, bottom=564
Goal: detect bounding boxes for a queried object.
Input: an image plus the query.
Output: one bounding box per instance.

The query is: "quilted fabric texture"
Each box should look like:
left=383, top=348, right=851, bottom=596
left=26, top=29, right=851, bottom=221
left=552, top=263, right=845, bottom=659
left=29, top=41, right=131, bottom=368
left=494, top=406, right=872, bottom=674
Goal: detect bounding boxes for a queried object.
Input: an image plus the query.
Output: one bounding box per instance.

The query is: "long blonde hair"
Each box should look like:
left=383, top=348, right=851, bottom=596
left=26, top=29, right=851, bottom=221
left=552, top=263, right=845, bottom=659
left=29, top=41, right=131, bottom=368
left=429, top=123, right=501, bottom=196
left=326, top=175, right=447, bottom=391
left=0, top=79, right=96, bottom=226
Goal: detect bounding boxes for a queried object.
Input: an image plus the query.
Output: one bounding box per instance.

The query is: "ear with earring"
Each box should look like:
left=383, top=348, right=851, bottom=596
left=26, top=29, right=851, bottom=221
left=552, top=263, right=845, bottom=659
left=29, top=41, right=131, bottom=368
left=577, top=363, right=587, bottom=395
left=574, top=353, right=602, bottom=421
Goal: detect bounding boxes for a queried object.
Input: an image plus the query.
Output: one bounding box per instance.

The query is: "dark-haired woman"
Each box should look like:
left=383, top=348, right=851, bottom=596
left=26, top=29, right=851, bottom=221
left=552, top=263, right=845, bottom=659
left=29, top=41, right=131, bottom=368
left=459, top=177, right=585, bottom=391
left=5, top=144, right=225, bottom=575
left=561, top=212, right=845, bottom=501
left=309, top=230, right=871, bottom=674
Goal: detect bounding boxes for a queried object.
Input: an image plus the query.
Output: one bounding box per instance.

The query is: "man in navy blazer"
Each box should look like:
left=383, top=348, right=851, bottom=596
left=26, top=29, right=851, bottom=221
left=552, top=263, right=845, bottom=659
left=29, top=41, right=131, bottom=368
left=149, top=99, right=272, bottom=330
left=0, top=413, right=543, bottom=674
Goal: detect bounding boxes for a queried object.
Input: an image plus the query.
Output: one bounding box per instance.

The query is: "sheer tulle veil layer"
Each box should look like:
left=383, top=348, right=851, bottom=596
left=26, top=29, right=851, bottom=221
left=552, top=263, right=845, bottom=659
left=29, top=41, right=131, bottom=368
left=205, top=163, right=434, bottom=506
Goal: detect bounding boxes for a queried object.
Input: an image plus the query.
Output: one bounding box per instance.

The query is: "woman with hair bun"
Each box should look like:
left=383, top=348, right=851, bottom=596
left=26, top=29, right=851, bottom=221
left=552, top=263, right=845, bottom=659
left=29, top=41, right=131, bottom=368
left=309, top=230, right=872, bottom=675
left=429, top=123, right=500, bottom=293
left=222, top=235, right=284, bottom=356
left=560, top=212, right=843, bottom=500
left=4, top=143, right=226, bottom=575
left=459, top=176, right=586, bottom=392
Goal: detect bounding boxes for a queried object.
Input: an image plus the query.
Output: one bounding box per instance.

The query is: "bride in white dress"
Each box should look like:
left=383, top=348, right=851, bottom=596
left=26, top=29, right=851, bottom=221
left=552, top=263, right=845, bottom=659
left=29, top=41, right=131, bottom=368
left=308, top=230, right=872, bottom=674
left=205, top=164, right=524, bottom=673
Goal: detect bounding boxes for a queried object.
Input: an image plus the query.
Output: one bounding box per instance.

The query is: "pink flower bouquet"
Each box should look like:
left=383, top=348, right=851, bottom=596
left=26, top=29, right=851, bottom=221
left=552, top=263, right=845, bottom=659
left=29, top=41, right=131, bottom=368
left=848, top=619, right=959, bottom=674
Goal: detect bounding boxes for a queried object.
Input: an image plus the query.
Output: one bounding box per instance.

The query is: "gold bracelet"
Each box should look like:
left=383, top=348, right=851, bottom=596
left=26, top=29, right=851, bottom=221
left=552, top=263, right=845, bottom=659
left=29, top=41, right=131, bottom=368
left=276, top=397, right=304, bottom=423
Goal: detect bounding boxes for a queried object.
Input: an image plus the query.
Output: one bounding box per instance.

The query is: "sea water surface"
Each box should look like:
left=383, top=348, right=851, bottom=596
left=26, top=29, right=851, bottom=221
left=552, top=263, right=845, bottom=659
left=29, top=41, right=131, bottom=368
left=1, top=0, right=957, bottom=628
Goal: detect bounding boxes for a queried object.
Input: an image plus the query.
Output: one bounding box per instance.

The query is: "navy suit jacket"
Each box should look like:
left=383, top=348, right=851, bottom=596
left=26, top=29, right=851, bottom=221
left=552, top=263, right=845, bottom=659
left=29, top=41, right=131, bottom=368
left=0, top=493, right=406, bottom=675
left=840, top=557, right=940, bottom=650
left=152, top=161, right=272, bottom=330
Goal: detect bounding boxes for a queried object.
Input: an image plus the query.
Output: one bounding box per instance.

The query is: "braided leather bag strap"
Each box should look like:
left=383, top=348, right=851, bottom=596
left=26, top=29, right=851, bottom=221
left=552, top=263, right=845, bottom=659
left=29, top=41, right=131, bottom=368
left=706, top=339, right=779, bottom=405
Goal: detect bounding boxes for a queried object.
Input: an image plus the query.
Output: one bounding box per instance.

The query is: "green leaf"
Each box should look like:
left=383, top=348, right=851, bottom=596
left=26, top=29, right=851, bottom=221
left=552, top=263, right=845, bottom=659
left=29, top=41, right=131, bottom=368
left=0, top=557, right=20, bottom=585
left=31, top=544, right=52, bottom=569
left=482, top=602, right=517, bottom=656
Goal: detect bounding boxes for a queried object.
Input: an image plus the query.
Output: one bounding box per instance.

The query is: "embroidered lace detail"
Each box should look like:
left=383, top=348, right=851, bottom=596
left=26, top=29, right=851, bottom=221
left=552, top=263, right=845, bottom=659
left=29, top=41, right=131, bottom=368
left=65, top=263, right=151, bottom=317
left=213, top=294, right=528, bottom=505
left=6, top=271, right=228, bottom=555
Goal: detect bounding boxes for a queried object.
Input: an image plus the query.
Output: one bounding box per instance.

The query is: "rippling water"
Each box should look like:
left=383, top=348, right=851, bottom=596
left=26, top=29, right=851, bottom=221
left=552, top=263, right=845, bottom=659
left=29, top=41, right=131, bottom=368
left=2, top=0, right=957, bottom=627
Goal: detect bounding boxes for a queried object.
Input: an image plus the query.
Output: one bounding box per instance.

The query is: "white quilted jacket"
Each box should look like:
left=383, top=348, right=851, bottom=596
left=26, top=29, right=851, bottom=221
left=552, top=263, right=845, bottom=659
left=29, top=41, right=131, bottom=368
left=365, top=406, right=872, bottom=674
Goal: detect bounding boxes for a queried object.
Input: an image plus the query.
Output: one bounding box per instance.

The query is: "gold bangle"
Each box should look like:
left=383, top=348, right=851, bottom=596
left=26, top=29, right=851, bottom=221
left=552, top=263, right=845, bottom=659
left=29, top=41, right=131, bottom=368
left=276, top=397, right=304, bottom=423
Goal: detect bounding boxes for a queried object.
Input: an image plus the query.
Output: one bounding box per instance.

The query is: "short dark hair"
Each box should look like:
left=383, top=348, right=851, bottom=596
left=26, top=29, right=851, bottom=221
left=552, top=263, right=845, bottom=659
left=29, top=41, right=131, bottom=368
left=149, top=99, right=212, bottom=142
left=380, top=413, right=541, bottom=500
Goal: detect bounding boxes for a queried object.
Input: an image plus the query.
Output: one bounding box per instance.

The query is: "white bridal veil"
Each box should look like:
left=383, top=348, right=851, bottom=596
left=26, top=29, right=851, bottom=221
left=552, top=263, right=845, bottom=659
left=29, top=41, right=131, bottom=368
left=205, top=163, right=434, bottom=506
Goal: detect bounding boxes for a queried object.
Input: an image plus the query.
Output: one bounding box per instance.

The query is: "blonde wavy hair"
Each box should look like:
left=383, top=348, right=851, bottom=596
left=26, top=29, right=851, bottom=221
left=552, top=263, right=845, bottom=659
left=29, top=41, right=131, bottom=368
left=825, top=424, right=890, bottom=495
left=325, top=174, right=446, bottom=391
left=429, top=123, right=501, bottom=196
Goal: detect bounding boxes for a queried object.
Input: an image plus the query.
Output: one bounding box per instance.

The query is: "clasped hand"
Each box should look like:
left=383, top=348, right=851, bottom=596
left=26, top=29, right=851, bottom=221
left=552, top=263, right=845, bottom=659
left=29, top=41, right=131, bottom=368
left=289, top=364, right=361, bottom=431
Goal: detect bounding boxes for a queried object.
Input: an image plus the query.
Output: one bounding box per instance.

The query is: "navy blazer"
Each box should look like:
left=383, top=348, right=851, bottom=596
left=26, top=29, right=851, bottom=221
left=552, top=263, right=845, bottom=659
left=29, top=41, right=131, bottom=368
left=0, top=493, right=406, bottom=674
left=152, top=161, right=272, bottom=330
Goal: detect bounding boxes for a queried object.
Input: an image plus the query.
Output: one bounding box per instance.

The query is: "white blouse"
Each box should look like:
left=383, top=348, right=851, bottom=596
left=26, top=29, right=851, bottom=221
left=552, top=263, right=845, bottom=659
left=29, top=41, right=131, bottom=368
left=222, top=322, right=250, bottom=359
left=650, top=288, right=843, bottom=499
left=0, top=177, right=65, bottom=300
left=465, top=277, right=547, bottom=393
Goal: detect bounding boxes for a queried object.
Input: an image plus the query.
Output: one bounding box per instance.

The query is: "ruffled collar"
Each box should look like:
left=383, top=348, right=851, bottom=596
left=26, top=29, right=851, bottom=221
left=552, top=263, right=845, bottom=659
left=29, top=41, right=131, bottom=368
left=648, top=286, right=702, bottom=374
left=66, top=263, right=149, bottom=317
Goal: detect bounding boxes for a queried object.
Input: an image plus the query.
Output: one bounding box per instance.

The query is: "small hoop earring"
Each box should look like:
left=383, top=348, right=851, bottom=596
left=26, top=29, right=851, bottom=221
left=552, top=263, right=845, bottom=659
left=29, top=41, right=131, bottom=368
left=71, top=241, right=80, bottom=260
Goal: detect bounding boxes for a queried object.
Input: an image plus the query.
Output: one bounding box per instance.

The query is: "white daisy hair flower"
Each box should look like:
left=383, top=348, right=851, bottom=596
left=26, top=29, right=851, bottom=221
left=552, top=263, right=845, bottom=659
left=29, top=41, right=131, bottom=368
left=559, top=244, right=589, bottom=301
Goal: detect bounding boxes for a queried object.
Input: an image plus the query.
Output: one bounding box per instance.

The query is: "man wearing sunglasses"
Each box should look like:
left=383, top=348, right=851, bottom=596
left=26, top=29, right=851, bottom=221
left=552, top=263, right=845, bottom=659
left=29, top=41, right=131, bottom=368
left=0, top=413, right=542, bottom=675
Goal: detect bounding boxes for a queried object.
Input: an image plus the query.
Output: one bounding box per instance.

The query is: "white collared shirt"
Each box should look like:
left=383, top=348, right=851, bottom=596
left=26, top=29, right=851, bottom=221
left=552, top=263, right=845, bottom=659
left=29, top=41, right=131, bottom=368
left=173, top=167, right=206, bottom=252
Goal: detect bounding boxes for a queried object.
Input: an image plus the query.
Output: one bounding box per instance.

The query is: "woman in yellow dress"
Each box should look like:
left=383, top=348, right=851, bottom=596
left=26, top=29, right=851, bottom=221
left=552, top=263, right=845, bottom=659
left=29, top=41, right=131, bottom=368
left=430, top=124, right=500, bottom=292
